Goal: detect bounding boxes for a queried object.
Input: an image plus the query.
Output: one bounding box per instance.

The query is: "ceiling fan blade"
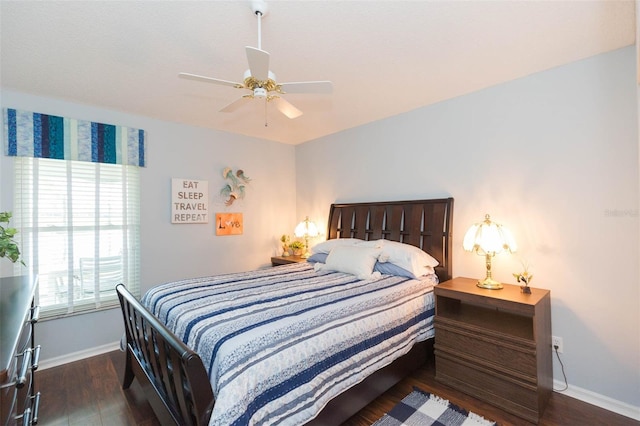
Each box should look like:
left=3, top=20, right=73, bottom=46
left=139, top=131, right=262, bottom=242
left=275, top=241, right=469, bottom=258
left=271, top=97, right=303, bottom=119
left=278, top=81, right=333, bottom=94
left=245, top=46, right=270, bottom=81
left=220, top=96, right=252, bottom=113
left=179, top=72, right=243, bottom=88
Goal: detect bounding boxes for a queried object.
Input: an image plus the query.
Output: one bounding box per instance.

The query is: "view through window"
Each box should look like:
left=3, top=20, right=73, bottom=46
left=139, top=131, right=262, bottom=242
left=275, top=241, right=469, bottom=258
left=13, top=157, right=141, bottom=319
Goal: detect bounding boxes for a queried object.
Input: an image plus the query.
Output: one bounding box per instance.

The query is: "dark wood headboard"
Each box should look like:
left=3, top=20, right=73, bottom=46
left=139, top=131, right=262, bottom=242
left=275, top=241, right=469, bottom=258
left=327, top=198, right=454, bottom=282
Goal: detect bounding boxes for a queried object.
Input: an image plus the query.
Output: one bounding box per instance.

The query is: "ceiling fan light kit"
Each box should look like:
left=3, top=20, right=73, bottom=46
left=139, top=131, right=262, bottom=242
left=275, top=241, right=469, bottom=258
left=253, top=88, right=267, bottom=99
left=179, top=0, right=332, bottom=121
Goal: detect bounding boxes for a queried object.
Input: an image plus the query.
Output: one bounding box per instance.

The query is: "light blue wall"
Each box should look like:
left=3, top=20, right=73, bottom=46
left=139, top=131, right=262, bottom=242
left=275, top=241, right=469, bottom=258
left=0, top=46, right=637, bottom=417
left=0, top=90, right=297, bottom=361
left=296, top=47, right=640, bottom=411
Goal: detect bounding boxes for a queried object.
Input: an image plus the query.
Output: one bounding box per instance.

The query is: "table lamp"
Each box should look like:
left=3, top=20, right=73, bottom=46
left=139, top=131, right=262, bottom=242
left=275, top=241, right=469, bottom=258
left=294, top=216, right=319, bottom=258
left=463, top=214, right=517, bottom=289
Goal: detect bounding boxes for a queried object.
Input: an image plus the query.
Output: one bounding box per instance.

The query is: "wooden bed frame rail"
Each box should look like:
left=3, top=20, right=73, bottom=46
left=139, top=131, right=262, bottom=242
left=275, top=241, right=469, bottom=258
left=116, top=284, right=214, bottom=426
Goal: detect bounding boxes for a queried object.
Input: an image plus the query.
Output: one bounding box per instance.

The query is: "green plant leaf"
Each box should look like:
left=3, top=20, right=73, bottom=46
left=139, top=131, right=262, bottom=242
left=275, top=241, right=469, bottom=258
left=0, top=211, right=25, bottom=265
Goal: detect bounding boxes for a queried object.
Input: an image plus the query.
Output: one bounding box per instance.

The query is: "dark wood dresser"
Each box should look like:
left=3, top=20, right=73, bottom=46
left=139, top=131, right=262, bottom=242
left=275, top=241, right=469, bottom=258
left=434, top=277, right=552, bottom=424
left=1, top=275, right=41, bottom=425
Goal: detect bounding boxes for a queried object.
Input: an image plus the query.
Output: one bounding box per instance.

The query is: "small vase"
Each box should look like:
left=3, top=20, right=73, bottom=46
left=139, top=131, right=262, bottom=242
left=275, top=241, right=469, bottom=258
left=520, top=285, right=531, bottom=294
left=282, top=245, right=290, bottom=256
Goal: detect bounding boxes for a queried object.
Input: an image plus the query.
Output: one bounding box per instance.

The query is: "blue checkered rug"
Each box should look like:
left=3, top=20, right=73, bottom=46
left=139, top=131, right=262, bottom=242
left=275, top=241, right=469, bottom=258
left=372, top=388, right=497, bottom=426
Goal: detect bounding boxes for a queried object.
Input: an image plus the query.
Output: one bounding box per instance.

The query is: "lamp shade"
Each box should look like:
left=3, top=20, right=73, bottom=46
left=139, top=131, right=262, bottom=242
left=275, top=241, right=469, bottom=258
left=294, top=217, right=319, bottom=238
left=463, top=214, right=516, bottom=290
left=463, top=214, right=517, bottom=255
left=294, top=216, right=319, bottom=259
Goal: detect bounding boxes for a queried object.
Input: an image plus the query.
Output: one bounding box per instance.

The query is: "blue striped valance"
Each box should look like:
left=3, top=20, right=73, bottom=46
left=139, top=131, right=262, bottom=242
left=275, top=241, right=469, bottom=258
left=3, top=108, right=146, bottom=167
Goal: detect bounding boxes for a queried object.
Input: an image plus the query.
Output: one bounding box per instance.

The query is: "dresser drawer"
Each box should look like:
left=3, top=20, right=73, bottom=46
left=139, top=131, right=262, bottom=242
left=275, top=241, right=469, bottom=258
left=1, top=276, right=40, bottom=426
left=1, top=381, right=18, bottom=426
left=1, top=351, right=31, bottom=426
left=18, top=352, right=34, bottom=413
left=436, top=353, right=541, bottom=424
left=435, top=322, right=537, bottom=377
left=1, top=335, right=30, bottom=425
left=434, top=278, right=552, bottom=424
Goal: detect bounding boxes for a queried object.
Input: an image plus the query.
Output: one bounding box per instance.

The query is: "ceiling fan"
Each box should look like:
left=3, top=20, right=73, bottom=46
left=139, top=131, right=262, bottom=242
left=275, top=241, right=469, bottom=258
left=179, top=0, right=332, bottom=120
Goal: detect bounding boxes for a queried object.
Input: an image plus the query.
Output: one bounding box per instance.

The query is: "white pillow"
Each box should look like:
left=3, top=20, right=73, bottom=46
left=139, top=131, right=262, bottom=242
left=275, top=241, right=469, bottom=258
left=376, top=240, right=439, bottom=277
left=311, top=238, right=381, bottom=254
left=320, top=245, right=381, bottom=279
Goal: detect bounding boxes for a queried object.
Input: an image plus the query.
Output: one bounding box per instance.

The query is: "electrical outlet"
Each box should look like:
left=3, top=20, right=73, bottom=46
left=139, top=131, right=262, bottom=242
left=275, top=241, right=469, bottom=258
left=552, top=336, right=563, bottom=353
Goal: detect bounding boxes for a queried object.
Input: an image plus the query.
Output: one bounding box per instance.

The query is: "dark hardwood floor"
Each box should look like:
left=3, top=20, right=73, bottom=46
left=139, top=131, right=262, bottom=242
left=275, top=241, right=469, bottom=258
left=36, top=350, right=638, bottom=426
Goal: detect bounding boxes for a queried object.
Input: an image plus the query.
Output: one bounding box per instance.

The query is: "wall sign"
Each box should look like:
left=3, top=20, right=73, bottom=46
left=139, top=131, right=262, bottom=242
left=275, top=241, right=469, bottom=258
left=172, top=178, right=208, bottom=223
left=216, top=212, right=243, bottom=235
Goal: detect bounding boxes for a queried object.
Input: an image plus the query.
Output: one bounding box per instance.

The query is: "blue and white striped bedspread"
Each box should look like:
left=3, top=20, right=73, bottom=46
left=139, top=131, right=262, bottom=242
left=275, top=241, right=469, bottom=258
left=141, top=262, right=437, bottom=426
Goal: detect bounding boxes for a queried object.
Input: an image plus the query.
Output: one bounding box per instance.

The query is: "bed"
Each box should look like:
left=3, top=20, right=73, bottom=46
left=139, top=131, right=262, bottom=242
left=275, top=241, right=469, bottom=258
left=117, top=197, right=453, bottom=425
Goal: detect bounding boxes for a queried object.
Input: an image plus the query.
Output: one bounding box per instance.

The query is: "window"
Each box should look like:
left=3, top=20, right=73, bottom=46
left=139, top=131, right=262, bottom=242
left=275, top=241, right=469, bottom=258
left=13, top=157, right=140, bottom=319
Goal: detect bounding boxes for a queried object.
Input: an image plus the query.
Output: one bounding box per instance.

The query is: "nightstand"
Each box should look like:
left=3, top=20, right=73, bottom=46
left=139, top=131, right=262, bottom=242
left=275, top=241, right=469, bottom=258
left=270, top=255, right=307, bottom=266
left=434, top=277, right=552, bottom=424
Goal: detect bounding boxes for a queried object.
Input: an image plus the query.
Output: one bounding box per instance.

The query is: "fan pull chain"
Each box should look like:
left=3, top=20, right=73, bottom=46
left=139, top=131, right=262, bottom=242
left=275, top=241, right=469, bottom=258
left=264, top=99, right=268, bottom=127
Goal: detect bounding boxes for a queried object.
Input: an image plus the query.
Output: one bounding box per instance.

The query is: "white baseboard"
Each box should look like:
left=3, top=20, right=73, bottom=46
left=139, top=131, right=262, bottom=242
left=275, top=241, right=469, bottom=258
left=38, top=341, right=121, bottom=371
left=554, top=379, right=640, bottom=421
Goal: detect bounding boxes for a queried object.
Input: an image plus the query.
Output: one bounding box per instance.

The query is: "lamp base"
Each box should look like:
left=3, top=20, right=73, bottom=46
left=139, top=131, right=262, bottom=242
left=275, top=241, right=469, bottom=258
left=476, top=277, right=503, bottom=290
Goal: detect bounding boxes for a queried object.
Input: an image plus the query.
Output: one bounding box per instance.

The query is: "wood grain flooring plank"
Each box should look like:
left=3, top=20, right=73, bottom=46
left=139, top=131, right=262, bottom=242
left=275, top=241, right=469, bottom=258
left=35, top=351, right=639, bottom=426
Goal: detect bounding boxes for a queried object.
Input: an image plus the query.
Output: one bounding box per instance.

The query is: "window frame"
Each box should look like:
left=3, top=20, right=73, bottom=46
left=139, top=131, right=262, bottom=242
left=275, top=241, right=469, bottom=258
left=13, top=156, right=141, bottom=320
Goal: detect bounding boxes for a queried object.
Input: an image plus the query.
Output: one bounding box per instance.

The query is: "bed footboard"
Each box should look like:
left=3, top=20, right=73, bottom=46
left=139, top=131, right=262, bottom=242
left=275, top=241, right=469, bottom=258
left=116, top=284, right=214, bottom=426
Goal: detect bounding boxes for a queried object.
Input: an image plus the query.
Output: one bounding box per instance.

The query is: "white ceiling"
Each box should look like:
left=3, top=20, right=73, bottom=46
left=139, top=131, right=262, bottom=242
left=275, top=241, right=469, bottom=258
left=1, top=1, right=635, bottom=145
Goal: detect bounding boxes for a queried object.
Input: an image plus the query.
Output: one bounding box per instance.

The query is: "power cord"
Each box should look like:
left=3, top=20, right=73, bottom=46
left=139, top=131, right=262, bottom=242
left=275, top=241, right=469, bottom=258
left=553, top=344, right=568, bottom=392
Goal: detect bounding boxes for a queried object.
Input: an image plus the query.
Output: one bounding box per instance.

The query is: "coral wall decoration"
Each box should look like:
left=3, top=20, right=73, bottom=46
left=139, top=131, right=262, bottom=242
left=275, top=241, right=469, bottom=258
left=215, top=212, right=243, bottom=235
left=220, top=167, right=251, bottom=206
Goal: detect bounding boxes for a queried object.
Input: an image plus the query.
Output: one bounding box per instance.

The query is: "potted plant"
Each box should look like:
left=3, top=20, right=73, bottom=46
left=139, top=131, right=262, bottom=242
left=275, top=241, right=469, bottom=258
left=289, top=240, right=305, bottom=256
left=0, top=212, right=25, bottom=265
left=513, top=260, right=533, bottom=294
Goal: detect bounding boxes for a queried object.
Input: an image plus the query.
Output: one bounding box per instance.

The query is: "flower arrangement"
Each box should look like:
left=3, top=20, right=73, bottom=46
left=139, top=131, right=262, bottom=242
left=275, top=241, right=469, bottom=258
left=288, top=240, right=305, bottom=256
left=513, top=260, right=533, bottom=294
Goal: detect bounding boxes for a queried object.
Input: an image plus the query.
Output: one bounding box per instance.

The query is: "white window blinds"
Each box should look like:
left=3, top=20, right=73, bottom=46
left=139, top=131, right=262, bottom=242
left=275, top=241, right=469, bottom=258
left=13, top=157, right=141, bottom=319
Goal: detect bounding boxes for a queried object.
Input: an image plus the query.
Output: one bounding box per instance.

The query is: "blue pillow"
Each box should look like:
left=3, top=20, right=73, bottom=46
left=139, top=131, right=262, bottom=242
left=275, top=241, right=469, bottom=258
left=306, top=253, right=328, bottom=263
left=373, top=262, right=417, bottom=279
left=308, top=252, right=416, bottom=279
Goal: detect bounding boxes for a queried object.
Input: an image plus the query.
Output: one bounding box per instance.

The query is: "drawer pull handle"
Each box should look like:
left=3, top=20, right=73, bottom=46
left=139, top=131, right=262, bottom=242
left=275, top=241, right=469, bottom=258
left=32, top=392, right=41, bottom=424
left=30, top=306, right=40, bottom=324
left=22, top=407, right=32, bottom=426
left=16, top=348, right=32, bottom=388
left=32, top=345, right=41, bottom=371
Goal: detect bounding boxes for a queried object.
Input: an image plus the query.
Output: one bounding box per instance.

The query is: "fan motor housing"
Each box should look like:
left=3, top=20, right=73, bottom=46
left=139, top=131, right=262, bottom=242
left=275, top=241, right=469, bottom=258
left=243, top=69, right=278, bottom=93
left=253, top=87, right=267, bottom=98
